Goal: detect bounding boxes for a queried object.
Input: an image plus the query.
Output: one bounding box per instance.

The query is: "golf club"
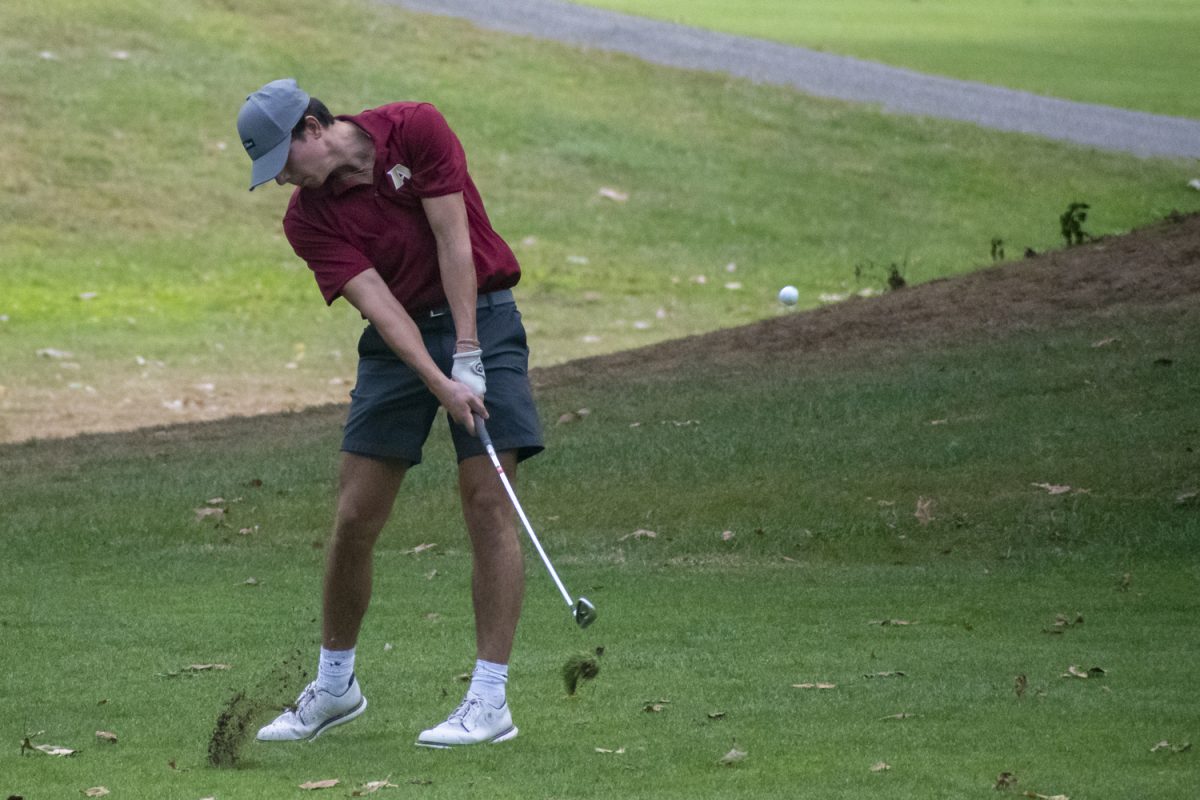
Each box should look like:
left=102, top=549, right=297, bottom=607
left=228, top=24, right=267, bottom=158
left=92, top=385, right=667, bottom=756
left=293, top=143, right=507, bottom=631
left=473, top=413, right=597, bottom=629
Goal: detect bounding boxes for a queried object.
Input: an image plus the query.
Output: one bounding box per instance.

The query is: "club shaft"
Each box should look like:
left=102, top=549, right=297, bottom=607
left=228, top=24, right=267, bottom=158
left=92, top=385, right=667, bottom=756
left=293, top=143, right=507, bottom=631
left=481, top=441, right=575, bottom=609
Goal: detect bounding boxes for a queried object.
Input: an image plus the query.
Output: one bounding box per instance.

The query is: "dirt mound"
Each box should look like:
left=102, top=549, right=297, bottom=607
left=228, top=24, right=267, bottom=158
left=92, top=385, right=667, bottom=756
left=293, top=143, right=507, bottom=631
left=535, top=212, right=1200, bottom=389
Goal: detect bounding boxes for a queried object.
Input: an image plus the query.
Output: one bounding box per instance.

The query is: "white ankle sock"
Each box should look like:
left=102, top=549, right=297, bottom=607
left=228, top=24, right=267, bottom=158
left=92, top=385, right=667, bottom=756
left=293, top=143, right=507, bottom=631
left=468, top=659, right=508, bottom=707
left=317, top=647, right=356, bottom=695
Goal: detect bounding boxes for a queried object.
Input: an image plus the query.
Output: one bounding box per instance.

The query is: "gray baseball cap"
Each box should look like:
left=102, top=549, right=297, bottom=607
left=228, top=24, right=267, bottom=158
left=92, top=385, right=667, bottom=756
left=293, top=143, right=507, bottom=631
left=238, top=78, right=309, bottom=190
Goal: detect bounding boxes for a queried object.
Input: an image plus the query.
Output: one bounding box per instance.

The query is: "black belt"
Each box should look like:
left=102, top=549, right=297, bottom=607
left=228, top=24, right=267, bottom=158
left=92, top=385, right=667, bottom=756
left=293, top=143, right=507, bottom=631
left=424, top=289, right=514, bottom=319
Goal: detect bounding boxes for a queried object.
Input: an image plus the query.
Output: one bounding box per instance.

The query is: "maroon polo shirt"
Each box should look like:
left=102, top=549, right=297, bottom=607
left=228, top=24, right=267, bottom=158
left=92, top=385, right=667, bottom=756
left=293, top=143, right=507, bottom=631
left=282, top=102, right=520, bottom=313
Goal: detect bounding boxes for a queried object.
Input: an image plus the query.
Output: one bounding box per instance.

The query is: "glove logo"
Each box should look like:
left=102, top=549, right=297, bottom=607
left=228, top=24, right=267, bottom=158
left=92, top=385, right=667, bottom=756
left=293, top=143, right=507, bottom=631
left=472, top=361, right=485, bottom=377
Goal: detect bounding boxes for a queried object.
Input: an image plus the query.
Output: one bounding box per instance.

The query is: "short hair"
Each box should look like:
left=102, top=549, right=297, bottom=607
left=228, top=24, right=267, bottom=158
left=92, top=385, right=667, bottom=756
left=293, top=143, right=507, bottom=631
left=291, top=98, right=335, bottom=139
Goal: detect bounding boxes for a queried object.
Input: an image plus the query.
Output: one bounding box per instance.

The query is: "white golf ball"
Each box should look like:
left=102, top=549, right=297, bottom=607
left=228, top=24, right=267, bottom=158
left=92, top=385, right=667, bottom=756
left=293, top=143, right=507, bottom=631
left=778, top=285, right=799, bottom=306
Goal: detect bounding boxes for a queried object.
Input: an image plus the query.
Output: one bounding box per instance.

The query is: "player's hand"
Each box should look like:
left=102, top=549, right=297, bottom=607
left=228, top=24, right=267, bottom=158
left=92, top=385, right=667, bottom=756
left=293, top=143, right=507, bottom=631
left=451, top=348, right=486, bottom=397
left=436, top=377, right=486, bottom=435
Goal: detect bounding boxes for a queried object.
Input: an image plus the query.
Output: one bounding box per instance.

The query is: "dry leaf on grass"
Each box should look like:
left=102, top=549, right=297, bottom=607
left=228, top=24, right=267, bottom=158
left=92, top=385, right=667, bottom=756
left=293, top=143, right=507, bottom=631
left=868, top=619, right=914, bottom=626
left=594, top=747, right=626, bottom=755
left=299, top=779, right=340, bottom=790
left=35, top=744, right=78, bottom=756
left=719, top=747, right=748, bottom=766
left=194, top=506, right=225, bottom=522
left=880, top=712, right=917, bottom=721
left=914, top=496, right=934, bottom=525
left=1061, top=665, right=1106, bottom=679
left=352, top=779, right=400, bottom=795
left=95, top=731, right=118, bottom=744
left=1150, top=740, right=1192, bottom=754
left=1023, top=793, right=1069, bottom=800
left=792, top=683, right=837, bottom=690
left=1044, top=613, right=1084, bottom=634
left=619, top=529, right=657, bottom=542
left=995, top=771, right=1018, bottom=789
left=643, top=700, right=670, bottom=713
left=405, top=543, right=437, bottom=556
left=865, top=671, right=906, bottom=679
left=870, top=762, right=891, bottom=772
left=83, top=788, right=110, bottom=798
left=597, top=187, right=629, bottom=202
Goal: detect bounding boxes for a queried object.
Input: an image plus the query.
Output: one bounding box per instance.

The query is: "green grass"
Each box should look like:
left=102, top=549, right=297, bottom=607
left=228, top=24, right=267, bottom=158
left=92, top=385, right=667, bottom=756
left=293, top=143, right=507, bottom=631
left=574, top=0, right=1200, bottom=119
left=1, top=0, right=1197, bottom=440
left=3, top=295, right=1197, bottom=797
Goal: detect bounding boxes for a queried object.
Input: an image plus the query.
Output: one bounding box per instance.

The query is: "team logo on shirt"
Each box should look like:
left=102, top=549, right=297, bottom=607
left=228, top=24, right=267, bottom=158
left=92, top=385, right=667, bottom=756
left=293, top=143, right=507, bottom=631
left=388, top=163, right=412, bottom=190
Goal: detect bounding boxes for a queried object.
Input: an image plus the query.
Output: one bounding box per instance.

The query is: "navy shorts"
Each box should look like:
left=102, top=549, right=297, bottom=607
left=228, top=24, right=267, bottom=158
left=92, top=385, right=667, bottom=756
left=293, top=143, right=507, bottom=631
left=342, top=293, right=544, bottom=466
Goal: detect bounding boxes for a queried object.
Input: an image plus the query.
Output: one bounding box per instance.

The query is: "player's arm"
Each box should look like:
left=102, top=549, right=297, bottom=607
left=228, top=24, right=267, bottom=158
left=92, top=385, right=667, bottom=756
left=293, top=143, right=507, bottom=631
left=422, top=192, right=478, bottom=350
left=341, top=268, right=484, bottom=432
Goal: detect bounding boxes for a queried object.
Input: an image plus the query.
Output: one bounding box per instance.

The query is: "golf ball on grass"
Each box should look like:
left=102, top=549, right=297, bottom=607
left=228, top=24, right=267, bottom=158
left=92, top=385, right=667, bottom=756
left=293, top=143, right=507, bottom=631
left=778, top=285, right=799, bottom=306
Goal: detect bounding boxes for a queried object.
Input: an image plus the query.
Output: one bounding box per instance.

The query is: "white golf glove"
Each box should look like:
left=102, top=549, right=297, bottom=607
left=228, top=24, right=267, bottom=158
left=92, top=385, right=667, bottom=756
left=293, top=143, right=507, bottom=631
left=451, top=348, right=486, bottom=397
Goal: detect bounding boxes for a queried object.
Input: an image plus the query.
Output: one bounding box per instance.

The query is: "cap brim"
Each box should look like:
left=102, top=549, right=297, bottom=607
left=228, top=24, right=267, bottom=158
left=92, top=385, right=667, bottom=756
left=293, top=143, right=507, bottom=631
left=248, top=135, right=291, bottom=191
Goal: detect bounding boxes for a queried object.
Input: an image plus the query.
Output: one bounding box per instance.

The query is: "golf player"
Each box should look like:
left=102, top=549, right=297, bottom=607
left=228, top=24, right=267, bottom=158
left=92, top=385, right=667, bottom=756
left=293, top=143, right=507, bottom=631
left=236, top=78, right=543, bottom=747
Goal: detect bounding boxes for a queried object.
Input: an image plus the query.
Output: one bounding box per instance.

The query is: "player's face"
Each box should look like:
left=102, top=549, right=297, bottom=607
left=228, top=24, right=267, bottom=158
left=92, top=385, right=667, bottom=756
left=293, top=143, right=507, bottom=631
left=276, top=120, right=330, bottom=188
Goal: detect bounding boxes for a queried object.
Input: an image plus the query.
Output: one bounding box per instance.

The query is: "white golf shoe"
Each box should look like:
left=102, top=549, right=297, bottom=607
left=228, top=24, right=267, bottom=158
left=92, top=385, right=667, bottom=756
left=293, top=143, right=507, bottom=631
left=415, top=693, right=518, bottom=748
left=256, top=676, right=367, bottom=742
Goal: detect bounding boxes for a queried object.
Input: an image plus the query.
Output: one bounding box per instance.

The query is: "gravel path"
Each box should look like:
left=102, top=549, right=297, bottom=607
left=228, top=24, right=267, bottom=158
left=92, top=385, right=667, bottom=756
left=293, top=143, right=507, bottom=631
left=391, top=0, right=1200, bottom=160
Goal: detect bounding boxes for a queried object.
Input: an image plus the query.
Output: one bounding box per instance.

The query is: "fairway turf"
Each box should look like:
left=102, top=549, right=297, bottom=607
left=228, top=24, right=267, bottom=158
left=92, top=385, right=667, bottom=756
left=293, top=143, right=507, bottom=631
left=574, top=0, right=1200, bottom=118
left=3, top=226, right=1197, bottom=797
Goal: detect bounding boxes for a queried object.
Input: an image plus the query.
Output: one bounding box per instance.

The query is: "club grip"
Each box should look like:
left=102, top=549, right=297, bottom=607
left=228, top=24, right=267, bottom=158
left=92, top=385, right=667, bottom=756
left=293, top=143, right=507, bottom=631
left=473, top=413, right=493, bottom=447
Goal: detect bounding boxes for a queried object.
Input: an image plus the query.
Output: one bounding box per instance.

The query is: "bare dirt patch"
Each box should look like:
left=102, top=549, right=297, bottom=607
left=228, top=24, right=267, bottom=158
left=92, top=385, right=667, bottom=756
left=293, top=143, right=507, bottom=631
left=3, top=212, right=1198, bottom=450
left=537, top=211, right=1200, bottom=390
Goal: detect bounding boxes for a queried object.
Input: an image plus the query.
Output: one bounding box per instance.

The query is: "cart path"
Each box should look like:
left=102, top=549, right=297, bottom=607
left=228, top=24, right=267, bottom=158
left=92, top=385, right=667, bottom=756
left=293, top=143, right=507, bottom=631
left=391, top=0, right=1200, bottom=160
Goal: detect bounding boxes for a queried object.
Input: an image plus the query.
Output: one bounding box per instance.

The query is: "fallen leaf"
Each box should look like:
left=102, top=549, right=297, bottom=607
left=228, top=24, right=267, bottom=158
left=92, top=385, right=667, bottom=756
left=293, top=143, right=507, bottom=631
left=238, top=526, right=259, bottom=536
left=83, top=788, right=110, bottom=798
left=1044, top=612, right=1085, bottom=633
left=194, top=506, right=225, bottom=522
left=242, top=577, right=259, bottom=586
left=352, top=779, right=400, bottom=795
left=865, top=671, right=907, bottom=679
left=1151, top=740, right=1192, bottom=754
left=594, top=746, right=626, bottom=755
left=35, top=744, right=78, bottom=756
left=1061, top=665, right=1105, bottom=680
left=792, top=683, right=837, bottom=690
left=880, top=712, right=916, bottom=720
left=1177, top=490, right=1199, bottom=506
left=995, top=771, right=1018, bottom=789
left=597, top=186, right=629, bottom=202
left=914, top=496, right=934, bottom=525
left=1091, top=337, right=1118, bottom=348
left=643, top=700, right=670, bottom=713
left=619, top=529, right=657, bottom=542
left=868, top=619, right=914, bottom=626
left=299, top=779, right=340, bottom=790
left=1031, top=482, right=1073, bottom=495
left=1015, top=674, right=1028, bottom=699
left=95, top=731, right=118, bottom=743
left=870, top=762, right=891, bottom=772
left=1023, top=793, right=1069, bottom=800
left=36, top=348, right=73, bottom=359
left=719, top=747, right=748, bottom=766
left=707, top=711, right=726, bottom=720
left=721, top=530, right=735, bottom=541
left=405, top=543, right=437, bottom=556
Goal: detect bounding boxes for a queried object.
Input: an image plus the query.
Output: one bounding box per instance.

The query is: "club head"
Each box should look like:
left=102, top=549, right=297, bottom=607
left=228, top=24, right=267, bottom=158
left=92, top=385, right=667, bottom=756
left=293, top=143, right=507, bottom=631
left=573, top=597, right=597, bottom=629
